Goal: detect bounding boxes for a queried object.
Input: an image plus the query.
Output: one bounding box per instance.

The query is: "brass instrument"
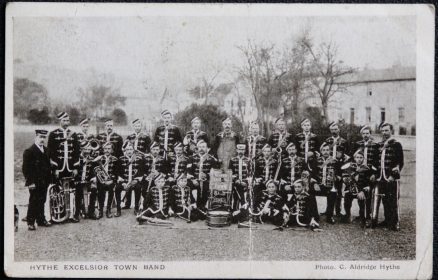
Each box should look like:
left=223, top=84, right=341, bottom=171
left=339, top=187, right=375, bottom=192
left=324, top=167, right=336, bottom=192
left=94, top=158, right=111, bottom=184
left=48, top=177, right=75, bottom=223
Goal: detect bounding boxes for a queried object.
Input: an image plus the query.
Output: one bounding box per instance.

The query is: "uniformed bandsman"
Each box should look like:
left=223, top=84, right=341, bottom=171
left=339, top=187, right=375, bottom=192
left=167, top=142, right=189, bottom=183
left=128, top=118, right=152, bottom=156
left=212, top=117, right=240, bottom=170
left=279, top=142, right=306, bottom=200
left=153, top=110, right=183, bottom=159
left=187, top=140, right=218, bottom=216
left=77, top=117, right=95, bottom=143
left=375, top=122, right=404, bottom=231
left=313, top=142, right=340, bottom=224
left=268, top=118, right=294, bottom=159
left=295, top=118, right=319, bottom=164
left=252, top=180, right=288, bottom=227
left=351, top=125, right=380, bottom=170
left=341, top=149, right=374, bottom=227
left=253, top=144, right=279, bottom=207
left=143, top=142, right=168, bottom=200
left=246, top=121, right=267, bottom=160
left=169, top=173, right=201, bottom=222
left=288, top=179, right=320, bottom=230
left=118, top=141, right=146, bottom=215
left=183, top=117, right=209, bottom=155
left=91, top=142, right=120, bottom=219
left=229, top=144, right=251, bottom=211
left=48, top=112, right=80, bottom=179
left=97, top=119, right=124, bottom=158
left=137, top=173, right=171, bottom=224
left=74, top=141, right=96, bottom=221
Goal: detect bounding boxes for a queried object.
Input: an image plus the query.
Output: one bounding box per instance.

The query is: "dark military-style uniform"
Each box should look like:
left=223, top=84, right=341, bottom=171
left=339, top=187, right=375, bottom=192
left=351, top=139, right=380, bottom=169
left=118, top=153, right=146, bottom=212
left=376, top=138, right=404, bottom=229
left=268, top=131, right=294, bottom=158
left=142, top=154, right=168, bottom=209
left=187, top=153, right=218, bottom=212
left=22, top=144, right=52, bottom=226
left=77, top=132, right=95, bottom=143
left=97, top=132, right=124, bottom=158
left=295, top=132, right=319, bottom=163
left=153, top=124, right=183, bottom=159
left=341, top=162, right=373, bottom=225
left=279, top=155, right=306, bottom=198
left=169, top=183, right=201, bottom=222
left=183, top=129, right=209, bottom=155
left=167, top=154, right=189, bottom=181
left=212, top=131, right=240, bottom=170
left=288, top=188, right=319, bottom=227
left=92, top=154, right=120, bottom=217
left=229, top=155, right=251, bottom=211
left=141, top=185, right=171, bottom=219
left=47, top=128, right=80, bottom=177
left=128, top=132, right=152, bottom=156
left=75, top=154, right=95, bottom=218
left=245, top=135, right=268, bottom=160
left=253, top=156, right=279, bottom=206
left=253, top=190, right=287, bottom=226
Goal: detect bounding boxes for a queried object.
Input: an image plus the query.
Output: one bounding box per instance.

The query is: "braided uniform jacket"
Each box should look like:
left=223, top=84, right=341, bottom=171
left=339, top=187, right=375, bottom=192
left=268, top=131, right=294, bottom=156
left=146, top=186, right=171, bottom=214
left=229, top=155, right=251, bottom=183
left=377, top=138, right=404, bottom=181
left=351, top=139, right=380, bottom=170
left=153, top=125, right=183, bottom=156
left=75, top=155, right=95, bottom=183
left=254, top=157, right=278, bottom=182
left=143, top=154, right=168, bottom=176
left=341, top=162, right=372, bottom=192
left=117, top=154, right=146, bottom=183
left=295, top=132, right=319, bottom=161
left=256, top=191, right=286, bottom=215
left=324, top=136, right=349, bottom=161
left=279, top=155, right=306, bottom=184
left=167, top=154, right=189, bottom=179
left=170, top=184, right=193, bottom=209
left=184, top=130, right=209, bottom=154
left=47, top=128, right=80, bottom=172
left=76, top=132, right=95, bottom=143
left=128, top=132, right=152, bottom=155
left=97, top=132, right=124, bottom=158
left=92, top=155, right=119, bottom=181
left=245, top=135, right=268, bottom=159
left=187, top=153, right=218, bottom=181
left=313, top=156, right=339, bottom=187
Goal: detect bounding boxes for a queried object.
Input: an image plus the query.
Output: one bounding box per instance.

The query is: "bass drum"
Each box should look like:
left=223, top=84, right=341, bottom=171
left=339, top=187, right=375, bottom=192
left=206, top=210, right=231, bottom=227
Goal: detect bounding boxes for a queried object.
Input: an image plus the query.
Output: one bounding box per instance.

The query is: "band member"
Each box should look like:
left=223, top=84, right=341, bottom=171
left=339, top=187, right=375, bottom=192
left=212, top=117, right=240, bottom=170
left=167, top=142, right=189, bottom=184
left=341, top=150, right=373, bottom=228
left=118, top=141, right=146, bottom=215
left=246, top=121, right=267, bottom=160
left=351, top=125, right=380, bottom=170
left=74, top=141, right=96, bottom=221
left=252, top=180, right=288, bottom=226
left=313, top=142, right=340, bottom=224
left=77, top=117, right=95, bottom=143
left=229, top=144, right=251, bottom=211
left=91, top=142, right=120, bottom=219
left=288, top=179, right=320, bottom=230
left=97, top=119, right=124, bottom=158
left=48, top=112, right=80, bottom=179
left=253, top=144, right=279, bottom=207
left=324, top=121, right=350, bottom=217
left=187, top=140, right=218, bottom=216
left=279, top=142, right=306, bottom=200
left=143, top=142, right=168, bottom=198
left=183, top=117, right=209, bottom=155
left=154, top=110, right=183, bottom=159
left=169, top=173, right=201, bottom=222
left=22, top=130, right=52, bottom=230
left=137, top=173, right=171, bottom=224
left=268, top=118, right=294, bottom=158
left=295, top=118, right=319, bottom=164
left=128, top=118, right=152, bottom=156
left=375, top=122, right=404, bottom=231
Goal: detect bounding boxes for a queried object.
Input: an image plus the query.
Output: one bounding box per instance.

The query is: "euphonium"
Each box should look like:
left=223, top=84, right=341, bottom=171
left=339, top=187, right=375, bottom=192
left=48, top=177, right=75, bottom=223
left=89, top=139, right=100, bottom=151
left=94, top=161, right=111, bottom=184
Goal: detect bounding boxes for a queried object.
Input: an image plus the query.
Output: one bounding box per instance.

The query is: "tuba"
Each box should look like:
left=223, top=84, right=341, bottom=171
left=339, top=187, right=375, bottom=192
left=94, top=162, right=111, bottom=184
left=48, top=177, right=75, bottom=223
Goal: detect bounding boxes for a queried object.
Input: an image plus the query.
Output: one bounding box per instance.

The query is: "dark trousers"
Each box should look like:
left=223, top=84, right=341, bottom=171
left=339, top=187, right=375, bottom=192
left=113, top=184, right=123, bottom=211
left=88, top=187, right=98, bottom=215
left=252, top=182, right=265, bottom=208
left=27, top=187, right=48, bottom=225
left=195, top=181, right=210, bottom=210
left=125, top=183, right=142, bottom=210
left=335, top=181, right=343, bottom=215
left=97, top=183, right=114, bottom=212
left=380, top=180, right=400, bottom=227
left=74, top=183, right=89, bottom=218
left=326, top=191, right=337, bottom=219
left=231, top=183, right=246, bottom=211
left=344, top=192, right=371, bottom=222
left=174, top=206, right=201, bottom=222
left=231, top=207, right=249, bottom=223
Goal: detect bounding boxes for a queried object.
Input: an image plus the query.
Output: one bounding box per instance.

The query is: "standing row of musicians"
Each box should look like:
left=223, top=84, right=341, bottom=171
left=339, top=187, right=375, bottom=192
left=23, top=109, right=403, bottom=231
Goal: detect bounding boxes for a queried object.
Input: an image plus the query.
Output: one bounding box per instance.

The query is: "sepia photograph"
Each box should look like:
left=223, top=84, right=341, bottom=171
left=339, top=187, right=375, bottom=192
left=4, top=3, right=434, bottom=279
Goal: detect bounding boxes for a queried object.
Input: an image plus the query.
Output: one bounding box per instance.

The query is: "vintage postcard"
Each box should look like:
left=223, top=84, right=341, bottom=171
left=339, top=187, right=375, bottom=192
left=4, top=3, right=434, bottom=279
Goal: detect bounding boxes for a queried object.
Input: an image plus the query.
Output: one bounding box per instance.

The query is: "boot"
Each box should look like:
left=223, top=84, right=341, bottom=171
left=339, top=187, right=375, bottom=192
left=106, top=208, right=113, bottom=218
left=115, top=208, right=121, bottom=217
left=97, top=210, right=103, bottom=219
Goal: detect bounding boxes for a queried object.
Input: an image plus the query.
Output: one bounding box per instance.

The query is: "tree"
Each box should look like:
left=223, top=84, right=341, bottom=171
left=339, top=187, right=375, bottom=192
left=65, top=106, right=82, bottom=125
left=187, top=69, right=222, bottom=105
left=27, top=107, right=51, bottom=124
left=14, top=78, right=50, bottom=120
left=301, top=39, right=356, bottom=124
left=111, top=108, right=128, bottom=125
left=77, top=84, right=126, bottom=120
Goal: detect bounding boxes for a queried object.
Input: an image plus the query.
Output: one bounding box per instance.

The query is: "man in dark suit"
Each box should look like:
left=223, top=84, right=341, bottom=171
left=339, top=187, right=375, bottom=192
left=22, top=130, right=52, bottom=230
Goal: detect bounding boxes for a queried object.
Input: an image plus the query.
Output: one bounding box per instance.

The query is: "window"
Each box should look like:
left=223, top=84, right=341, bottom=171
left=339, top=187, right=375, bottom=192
left=398, top=107, right=405, bottom=122
left=350, top=108, right=355, bottom=125
left=366, top=107, right=371, bottom=122
left=380, top=108, right=386, bottom=123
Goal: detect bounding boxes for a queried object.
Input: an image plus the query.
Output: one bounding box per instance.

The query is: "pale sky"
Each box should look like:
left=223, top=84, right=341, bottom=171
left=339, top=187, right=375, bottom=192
left=13, top=16, right=415, bottom=94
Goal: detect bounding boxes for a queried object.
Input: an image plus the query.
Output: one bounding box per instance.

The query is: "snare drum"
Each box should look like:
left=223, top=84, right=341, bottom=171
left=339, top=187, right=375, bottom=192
left=206, top=210, right=231, bottom=227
